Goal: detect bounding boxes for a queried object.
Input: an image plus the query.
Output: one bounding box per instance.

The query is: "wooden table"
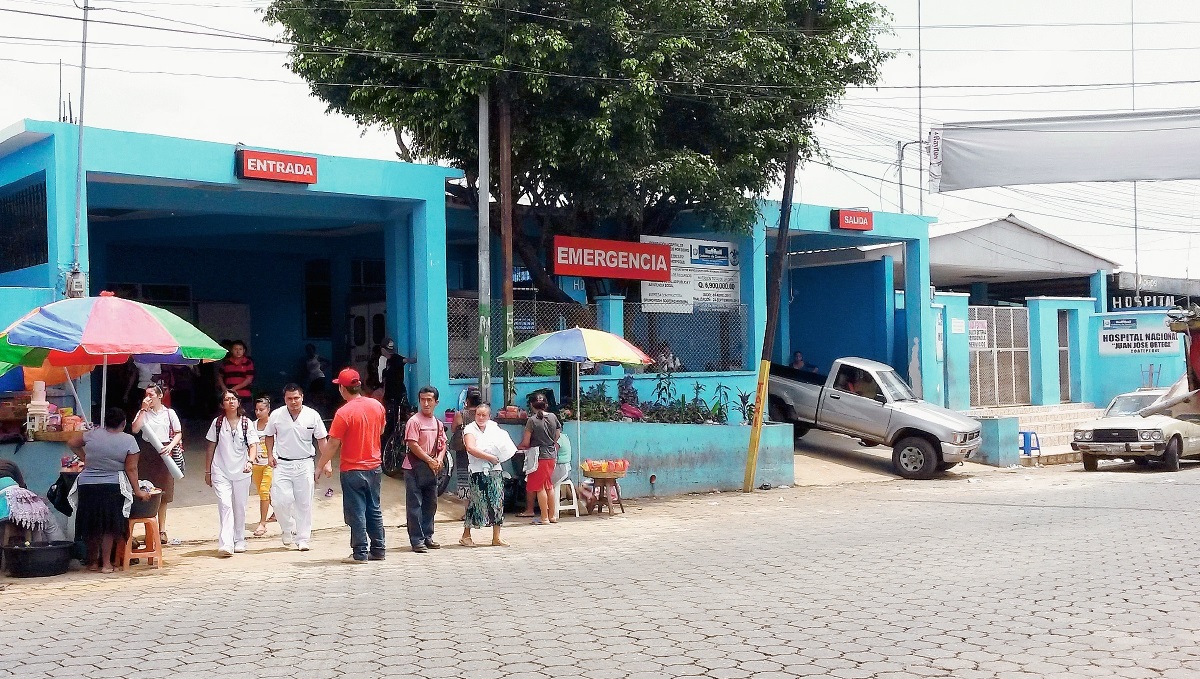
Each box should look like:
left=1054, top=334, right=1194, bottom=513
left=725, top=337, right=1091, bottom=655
left=584, top=473, right=625, bottom=515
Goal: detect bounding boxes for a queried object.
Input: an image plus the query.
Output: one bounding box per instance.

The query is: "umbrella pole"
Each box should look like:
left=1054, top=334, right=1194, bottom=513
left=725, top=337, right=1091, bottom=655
left=62, top=368, right=85, bottom=422
left=576, top=362, right=581, bottom=464
left=100, top=354, right=108, bottom=421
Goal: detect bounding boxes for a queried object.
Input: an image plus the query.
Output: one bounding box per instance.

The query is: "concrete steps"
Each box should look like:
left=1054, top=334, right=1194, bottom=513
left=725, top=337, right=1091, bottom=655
left=967, top=403, right=1104, bottom=464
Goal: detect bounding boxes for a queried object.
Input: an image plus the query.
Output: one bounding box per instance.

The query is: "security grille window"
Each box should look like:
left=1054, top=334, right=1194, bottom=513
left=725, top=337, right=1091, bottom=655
left=304, top=259, right=332, bottom=339
left=967, top=305, right=1032, bottom=407
left=0, top=180, right=49, bottom=274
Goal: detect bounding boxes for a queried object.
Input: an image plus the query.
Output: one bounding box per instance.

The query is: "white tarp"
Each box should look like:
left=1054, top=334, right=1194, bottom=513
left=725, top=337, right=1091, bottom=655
left=929, top=109, right=1200, bottom=193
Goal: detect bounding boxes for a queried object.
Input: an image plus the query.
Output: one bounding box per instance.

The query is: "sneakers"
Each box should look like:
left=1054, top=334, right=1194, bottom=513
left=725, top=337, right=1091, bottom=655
left=368, top=551, right=386, bottom=561
left=411, top=544, right=428, bottom=554
left=424, top=540, right=441, bottom=550
left=342, top=555, right=368, bottom=564
left=233, top=543, right=247, bottom=553
left=297, top=542, right=310, bottom=552
left=217, top=549, right=234, bottom=558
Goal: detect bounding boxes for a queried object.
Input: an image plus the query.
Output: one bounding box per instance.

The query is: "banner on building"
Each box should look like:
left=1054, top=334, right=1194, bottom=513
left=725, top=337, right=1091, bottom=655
left=640, top=236, right=740, bottom=313
left=1099, top=317, right=1181, bottom=356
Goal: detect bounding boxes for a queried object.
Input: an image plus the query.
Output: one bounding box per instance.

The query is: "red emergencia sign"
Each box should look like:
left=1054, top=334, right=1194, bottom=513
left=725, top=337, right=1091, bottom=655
left=552, top=236, right=672, bottom=282
left=236, top=149, right=318, bottom=184
left=831, top=209, right=873, bottom=231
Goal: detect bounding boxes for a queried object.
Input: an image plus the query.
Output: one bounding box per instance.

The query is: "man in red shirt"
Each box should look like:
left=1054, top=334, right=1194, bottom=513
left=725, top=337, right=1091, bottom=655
left=318, top=368, right=387, bottom=563
left=403, top=386, right=446, bottom=553
left=219, top=340, right=255, bottom=412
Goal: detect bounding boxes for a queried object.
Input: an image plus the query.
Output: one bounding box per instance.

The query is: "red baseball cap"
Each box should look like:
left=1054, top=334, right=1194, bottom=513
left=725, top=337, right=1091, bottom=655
left=332, top=367, right=361, bottom=387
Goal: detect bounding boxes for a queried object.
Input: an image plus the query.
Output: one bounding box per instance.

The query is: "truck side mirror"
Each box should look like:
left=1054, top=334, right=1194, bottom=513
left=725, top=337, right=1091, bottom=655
left=873, top=393, right=888, bottom=405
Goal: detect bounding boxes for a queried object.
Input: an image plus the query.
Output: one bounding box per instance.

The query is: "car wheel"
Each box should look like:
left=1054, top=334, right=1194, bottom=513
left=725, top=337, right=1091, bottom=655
left=768, top=397, right=789, bottom=424
left=793, top=425, right=810, bottom=440
left=1164, top=437, right=1181, bottom=472
left=1133, top=457, right=1150, bottom=467
left=1082, top=454, right=1098, bottom=472
left=892, top=436, right=939, bottom=480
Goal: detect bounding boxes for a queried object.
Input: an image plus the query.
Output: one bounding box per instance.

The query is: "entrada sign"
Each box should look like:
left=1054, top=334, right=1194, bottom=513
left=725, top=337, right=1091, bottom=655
left=236, top=149, right=318, bottom=184
left=552, top=236, right=672, bottom=282
left=831, top=209, right=873, bottom=231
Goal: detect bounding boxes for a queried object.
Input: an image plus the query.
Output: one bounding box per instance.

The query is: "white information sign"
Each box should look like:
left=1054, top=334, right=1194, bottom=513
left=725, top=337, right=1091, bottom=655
left=1098, top=317, right=1180, bottom=356
left=968, top=320, right=989, bottom=349
left=640, top=236, right=740, bottom=313
left=951, top=318, right=966, bottom=335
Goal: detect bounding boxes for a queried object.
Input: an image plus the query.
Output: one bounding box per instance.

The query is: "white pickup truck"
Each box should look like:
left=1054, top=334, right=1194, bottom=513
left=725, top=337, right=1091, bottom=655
left=767, top=357, right=982, bottom=479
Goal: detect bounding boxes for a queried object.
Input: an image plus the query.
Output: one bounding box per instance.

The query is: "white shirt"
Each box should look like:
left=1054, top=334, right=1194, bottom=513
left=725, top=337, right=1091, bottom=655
left=138, top=406, right=180, bottom=451
left=462, top=420, right=517, bottom=473
left=264, top=405, right=328, bottom=461
left=136, top=363, right=162, bottom=389
left=205, top=415, right=259, bottom=479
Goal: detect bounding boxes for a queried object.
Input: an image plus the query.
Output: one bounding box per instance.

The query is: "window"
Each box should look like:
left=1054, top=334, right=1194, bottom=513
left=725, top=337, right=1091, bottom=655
left=833, top=365, right=880, bottom=400
left=0, top=179, right=49, bottom=274
left=304, top=259, right=332, bottom=339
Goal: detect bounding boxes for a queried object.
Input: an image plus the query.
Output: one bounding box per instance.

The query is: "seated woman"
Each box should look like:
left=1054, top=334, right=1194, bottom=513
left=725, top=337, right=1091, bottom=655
left=68, top=408, right=151, bottom=573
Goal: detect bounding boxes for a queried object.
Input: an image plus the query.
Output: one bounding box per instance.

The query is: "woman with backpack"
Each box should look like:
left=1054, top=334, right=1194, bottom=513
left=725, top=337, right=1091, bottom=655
left=204, top=389, right=259, bottom=557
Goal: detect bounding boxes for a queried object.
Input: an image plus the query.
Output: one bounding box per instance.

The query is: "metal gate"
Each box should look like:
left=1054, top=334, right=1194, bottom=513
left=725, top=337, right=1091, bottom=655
left=968, top=306, right=1031, bottom=407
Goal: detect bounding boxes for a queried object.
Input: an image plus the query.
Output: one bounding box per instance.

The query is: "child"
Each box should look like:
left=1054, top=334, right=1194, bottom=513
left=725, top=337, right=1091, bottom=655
left=251, top=396, right=275, bottom=537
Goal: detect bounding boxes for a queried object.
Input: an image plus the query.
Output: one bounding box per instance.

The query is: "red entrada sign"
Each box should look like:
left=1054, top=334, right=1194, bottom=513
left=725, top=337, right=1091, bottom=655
left=553, top=236, right=672, bottom=282
left=831, top=209, right=874, bottom=231
left=236, top=149, right=318, bottom=184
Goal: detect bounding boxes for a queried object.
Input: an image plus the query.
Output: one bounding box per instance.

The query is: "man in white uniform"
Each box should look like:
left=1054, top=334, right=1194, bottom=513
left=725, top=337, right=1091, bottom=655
left=265, top=383, right=328, bottom=551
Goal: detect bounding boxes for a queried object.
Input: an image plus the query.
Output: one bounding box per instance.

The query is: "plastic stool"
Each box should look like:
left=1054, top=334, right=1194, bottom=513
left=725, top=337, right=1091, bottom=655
left=1019, top=431, right=1041, bottom=457
left=555, top=478, right=580, bottom=519
left=121, top=516, right=162, bottom=570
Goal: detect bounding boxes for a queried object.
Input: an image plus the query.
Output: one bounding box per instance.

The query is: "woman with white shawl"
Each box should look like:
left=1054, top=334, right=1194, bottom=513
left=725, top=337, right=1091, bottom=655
left=460, top=404, right=516, bottom=547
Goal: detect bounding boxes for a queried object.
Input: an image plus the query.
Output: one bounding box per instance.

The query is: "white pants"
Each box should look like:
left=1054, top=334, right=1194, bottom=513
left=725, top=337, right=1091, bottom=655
left=271, top=458, right=315, bottom=544
left=211, top=472, right=251, bottom=553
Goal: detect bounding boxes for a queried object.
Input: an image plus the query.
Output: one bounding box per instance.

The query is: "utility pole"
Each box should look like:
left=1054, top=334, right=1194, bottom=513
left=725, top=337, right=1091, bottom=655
left=478, top=92, right=492, bottom=400
left=499, top=96, right=516, bottom=407
left=70, top=0, right=91, bottom=280
left=896, top=139, right=922, bottom=213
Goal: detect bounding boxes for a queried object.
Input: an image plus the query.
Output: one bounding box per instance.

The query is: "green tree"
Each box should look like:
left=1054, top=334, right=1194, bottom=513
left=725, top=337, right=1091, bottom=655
left=265, top=0, right=889, bottom=301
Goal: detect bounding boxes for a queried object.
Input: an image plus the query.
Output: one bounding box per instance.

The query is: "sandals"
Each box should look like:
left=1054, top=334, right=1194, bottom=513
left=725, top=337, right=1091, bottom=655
left=458, top=537, right=476, bottom=548
left=491, top=539, right=510, bottom=547
left=516, top=512, right=535, bottom=518
left=252, top=524, right=267, bottom=537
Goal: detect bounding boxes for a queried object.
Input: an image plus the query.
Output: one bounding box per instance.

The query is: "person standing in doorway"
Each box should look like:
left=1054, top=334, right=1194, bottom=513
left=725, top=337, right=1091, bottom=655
left=265, top=384, right=328, bottom=551
left=380, top=338, right=418, bottom=448
left=250, top=397, right=275, bottom=538
left=204, top=390, right=257, bottom=558
left=317, top=368, right=386, bottom=563
left=219, top=340, right=255, bottom=413
left=403, top=386, right=446, bottom=553
left=518, top=393, right=562, bottom=525
left=130, top=384, right=182, bottom=546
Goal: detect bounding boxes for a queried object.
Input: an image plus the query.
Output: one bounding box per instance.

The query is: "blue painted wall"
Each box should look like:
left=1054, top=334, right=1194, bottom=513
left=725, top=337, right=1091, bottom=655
left=497, top=421, right=794, bottom=497
left=936, top=292, right=970, bottom=411
left=787, top=259, right=894, bottom=375
left=1027, top=298, right=1095, bottom=405
left=1083, top=310, right=1185, bottom=407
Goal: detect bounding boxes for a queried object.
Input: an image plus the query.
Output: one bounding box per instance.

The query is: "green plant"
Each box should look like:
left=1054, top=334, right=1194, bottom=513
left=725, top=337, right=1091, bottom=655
left=653, top=371, right=677, bottom=405
left=709, top=383, right=732, bottom=424
left=733, top=388, right=757, bottom=424
left=578, top=383, right=622, bottom=422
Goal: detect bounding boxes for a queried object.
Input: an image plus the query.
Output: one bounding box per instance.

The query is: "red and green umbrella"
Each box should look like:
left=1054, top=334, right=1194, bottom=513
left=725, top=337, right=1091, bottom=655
left=0, top=291, right=226, bottom=417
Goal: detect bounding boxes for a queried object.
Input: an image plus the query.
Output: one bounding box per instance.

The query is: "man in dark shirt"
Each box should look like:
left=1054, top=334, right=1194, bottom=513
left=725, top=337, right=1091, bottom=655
left=380, top=338, right=417, bottom=449
left=220, top=340, right=256, bottom=412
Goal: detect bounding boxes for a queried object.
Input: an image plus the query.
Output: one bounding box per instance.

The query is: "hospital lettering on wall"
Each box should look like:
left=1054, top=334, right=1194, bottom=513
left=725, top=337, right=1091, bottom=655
left=236, top=149, right=318, bottom=184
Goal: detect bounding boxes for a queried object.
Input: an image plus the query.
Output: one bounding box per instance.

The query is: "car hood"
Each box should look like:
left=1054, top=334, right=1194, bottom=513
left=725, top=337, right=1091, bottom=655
left=891, top=400, right=981, bottom=433
left=1080, top=414, right=1174, bottom=430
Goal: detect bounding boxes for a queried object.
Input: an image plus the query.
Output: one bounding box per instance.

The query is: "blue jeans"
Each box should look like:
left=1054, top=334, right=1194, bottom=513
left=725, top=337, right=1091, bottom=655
left=404, top=462, right=438, bottom=547
left=340, top=467, right=385, bottom=559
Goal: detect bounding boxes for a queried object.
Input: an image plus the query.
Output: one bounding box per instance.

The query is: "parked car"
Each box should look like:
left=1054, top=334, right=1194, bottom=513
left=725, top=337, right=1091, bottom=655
left=767, top=357, right=983, bottom=480
left=1072, top=388, right=1200, bottom=471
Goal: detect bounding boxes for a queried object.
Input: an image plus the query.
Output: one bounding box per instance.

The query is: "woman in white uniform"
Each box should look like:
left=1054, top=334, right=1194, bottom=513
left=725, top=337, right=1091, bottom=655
left=204, top=389, right=258, bottom=557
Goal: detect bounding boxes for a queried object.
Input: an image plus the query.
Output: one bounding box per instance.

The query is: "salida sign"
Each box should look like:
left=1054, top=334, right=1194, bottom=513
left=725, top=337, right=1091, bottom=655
left=236, top=149, right=318, bottom=184
left=552, top=236, right=672, bottom=282
left=830, top=209, right=873, bottom=231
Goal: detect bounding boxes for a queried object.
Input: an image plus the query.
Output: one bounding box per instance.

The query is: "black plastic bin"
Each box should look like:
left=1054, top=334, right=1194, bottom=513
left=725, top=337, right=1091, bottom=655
left=129, top=489, right=162, bottom=520
left=3, top=541, right=73, bottom=578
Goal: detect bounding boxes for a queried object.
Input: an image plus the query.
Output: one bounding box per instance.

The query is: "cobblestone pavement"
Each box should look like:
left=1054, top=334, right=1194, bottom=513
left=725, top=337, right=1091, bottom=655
left=4, top=462, right=1200, bottom=678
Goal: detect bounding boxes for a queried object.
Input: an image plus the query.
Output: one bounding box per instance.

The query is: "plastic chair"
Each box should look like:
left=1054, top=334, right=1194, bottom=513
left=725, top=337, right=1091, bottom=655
left=1019, top=431, right=1041, bottom=457
left=120, top=516, right=162, bottom=570
left=555, top=478, right=580, bottom=519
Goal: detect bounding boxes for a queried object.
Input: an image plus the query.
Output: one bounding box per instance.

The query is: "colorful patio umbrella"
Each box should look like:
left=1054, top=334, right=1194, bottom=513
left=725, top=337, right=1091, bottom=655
left=497, top=327, right=653, bottom=466
left=0, top=291, right=227, bottom=419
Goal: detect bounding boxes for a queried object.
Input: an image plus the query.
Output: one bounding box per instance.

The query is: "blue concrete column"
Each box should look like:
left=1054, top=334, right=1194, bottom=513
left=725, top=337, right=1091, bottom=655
left=743, top=229, right=767, bottom=370
left=903, top=237, right=941, bottom=404
left=48, top=131, right=83, bottom=294
left=409, top=199, right=451, bottom=401
left=596, top=295, right=625, bottom=376
left=1026, top=298, right=1058, bottom=405
left=936, top=292, right=970, bottom=411
left=880, top=255, right=896, bottom=367
left=1090, top=270, right=1109, bottom=314
left=976, top=416, right=1019, bottom=467
left=384, top=211, right=413, bottom=367
left=771, top=255, right=790, bottom=365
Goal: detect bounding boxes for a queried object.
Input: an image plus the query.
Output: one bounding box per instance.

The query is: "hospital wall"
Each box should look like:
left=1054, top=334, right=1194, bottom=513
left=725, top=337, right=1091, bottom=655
left=787, top=260, right=895, bottom=376
left=1081, top=310, right=1185, bottom=407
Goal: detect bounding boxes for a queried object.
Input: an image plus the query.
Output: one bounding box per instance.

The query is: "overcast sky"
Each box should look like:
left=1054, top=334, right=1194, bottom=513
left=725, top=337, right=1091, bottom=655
left=3, top=0, right=1200, bottom=280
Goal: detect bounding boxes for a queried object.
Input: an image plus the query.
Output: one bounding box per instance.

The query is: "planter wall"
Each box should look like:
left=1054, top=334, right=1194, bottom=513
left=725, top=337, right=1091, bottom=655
left=499, top=420, right=794, bottom=498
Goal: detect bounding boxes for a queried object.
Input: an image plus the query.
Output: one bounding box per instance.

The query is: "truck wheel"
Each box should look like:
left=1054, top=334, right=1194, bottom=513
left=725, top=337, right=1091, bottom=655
left=1133, top=458, right=1149, bottom=467
left=1082, top=454, right=1098, bottom=472
left=793, top=425, right=810, bottom=440
left=1164, top=437, right=1181, bottom=472
left=767, top=397, right=789, bottom=424
left=937, top=461, right=959, bottom=472
left=892, top=437, right=939, bottom=480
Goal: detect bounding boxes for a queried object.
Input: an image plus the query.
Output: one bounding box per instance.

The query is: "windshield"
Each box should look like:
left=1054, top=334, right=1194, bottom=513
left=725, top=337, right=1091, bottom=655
left=876, top=369, right=917, bottom=402
left=1105, top=393, right=1162, bottom=417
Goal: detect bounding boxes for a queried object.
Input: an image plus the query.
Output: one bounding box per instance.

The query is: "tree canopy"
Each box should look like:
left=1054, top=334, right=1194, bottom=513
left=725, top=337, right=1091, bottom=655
left=265, top=0, right=890, bottom=300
